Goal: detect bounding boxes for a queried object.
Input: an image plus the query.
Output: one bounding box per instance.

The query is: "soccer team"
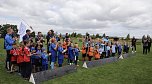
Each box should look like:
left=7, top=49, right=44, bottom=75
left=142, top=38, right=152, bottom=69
left=4, top=27, right=151, bottom=80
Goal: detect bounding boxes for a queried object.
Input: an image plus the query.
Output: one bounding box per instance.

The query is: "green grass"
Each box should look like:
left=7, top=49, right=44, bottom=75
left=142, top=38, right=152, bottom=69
left=0, top=38, right=152, bottom=84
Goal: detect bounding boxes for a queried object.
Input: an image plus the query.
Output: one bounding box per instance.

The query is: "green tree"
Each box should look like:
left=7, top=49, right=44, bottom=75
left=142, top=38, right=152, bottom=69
left=77, top=33, right=82, bottom=38
left=126, top=34, right=130, bottom=41
left=0, top=24, right=18, bottom=38
left=96, top=33, right=100, bottom=38
left=92, top=34, right=95, bottom=39
left=30, top=31, right=35, bottom=37
left=103, top=33, right=106, bottom=37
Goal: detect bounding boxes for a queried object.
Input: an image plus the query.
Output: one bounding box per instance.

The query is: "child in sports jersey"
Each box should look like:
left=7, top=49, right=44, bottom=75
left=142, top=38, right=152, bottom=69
left=87, top=43, right=94, bottom=61
left=74, top=43, right=80, bottom=66
left=58, top=42, right=66, bottom=67
left=17, top=42, right=24, bottom=74
left=101, top=41, right=106, bottom=58
left=62, top=40, right=68, bottom=59
left=35, top=45, right=43, bottom=72
left=123, top=41, right=129, bottom=54
left=68, top=42, right=74, bottom=65
left=81, top=42, right=86, bottom=61
left=106, top=43, right=111, bottom=58
left=94, top=45, right=100, bottom=60
left=49, top=38, right=58, bottom=69
left=41, top=47, right=49, bottom=71
left=30, top=44, right=36, bottom=72
left=111, top=42, right=116, bottom=57
left=118, top=43, right=123, bottom=58
left=98, top=44, right=104, bottom=59
left=22, top=40, right=32, bottom=79
left=10, top=43, right=19, bottom=73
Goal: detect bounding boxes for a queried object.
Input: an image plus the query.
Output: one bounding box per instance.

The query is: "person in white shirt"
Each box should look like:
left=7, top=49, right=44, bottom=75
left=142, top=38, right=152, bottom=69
left=111, top=42, right=116, bottom=57
left=106, top=43, right=111, bottom=58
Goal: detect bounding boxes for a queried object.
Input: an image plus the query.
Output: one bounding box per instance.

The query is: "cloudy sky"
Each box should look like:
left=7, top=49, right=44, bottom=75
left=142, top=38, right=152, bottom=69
left=0, top=0, right=152, bottom=38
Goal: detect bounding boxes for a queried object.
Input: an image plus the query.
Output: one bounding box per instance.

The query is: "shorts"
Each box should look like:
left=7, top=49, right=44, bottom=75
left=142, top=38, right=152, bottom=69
left=82, top=54, right=86, bottom=57
left=11, top=61, right=17, bottom=64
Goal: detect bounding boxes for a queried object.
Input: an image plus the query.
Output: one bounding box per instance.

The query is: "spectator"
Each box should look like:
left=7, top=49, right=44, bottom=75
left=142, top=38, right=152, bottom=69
left=35, top=32, right=45, bottom=44
left=23, top=29, right=32, bottom=42
left=147, top=35, right=151, bottom=53
left=131, top=36, right=137, bottom=53
left=142, top=35, right=148, bottom=54
left=4, top=27, right=17, bottom=71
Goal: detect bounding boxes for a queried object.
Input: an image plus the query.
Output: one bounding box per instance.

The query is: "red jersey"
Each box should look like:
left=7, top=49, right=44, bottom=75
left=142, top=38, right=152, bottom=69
left=23, top=47, right=31, bottom=62
left=10, top=48, right=20, bottom=62
left=17, top=47, right=24, bottom=63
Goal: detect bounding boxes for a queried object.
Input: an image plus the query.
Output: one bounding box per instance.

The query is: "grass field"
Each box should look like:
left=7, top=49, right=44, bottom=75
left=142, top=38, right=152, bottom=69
left=0, top=38, right=152, bottom=84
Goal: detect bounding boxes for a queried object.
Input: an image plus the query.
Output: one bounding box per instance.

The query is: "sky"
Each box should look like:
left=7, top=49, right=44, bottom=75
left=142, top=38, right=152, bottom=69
left=0, top=0, right=152, bottom=38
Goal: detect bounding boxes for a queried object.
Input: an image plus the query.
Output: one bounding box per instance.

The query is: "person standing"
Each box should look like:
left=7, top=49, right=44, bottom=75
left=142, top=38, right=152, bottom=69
left=46, top=30, right=54, bottom=53
left=142, top=35, right=148, bottom=54
left=22, top=29, right=32, bottom=42
left=147, top=35, right=151, bottom=53
left=131, top=36, right=136, bottom=53
left=4, top=27, right=17, bottom=71
left=49, top=38, right=58, bottom=69
left=35, top=32, right=44, bottom=43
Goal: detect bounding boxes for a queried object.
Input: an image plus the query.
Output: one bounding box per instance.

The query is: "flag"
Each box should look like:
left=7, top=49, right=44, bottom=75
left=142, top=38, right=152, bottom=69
left=18, top=22, right=26, bottom=42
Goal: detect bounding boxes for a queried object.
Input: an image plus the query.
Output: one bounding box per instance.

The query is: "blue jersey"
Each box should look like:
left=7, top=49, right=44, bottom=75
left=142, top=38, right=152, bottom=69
left=41, top=53, right=48, bottom=65
left=49, top=43, right=57, bottom=62
left=4, top=34, right=15, bottom=50
left=74, top=48, right=79, bottom=57
left=118, top=45, right=122, bottom=52
left=58, top=46, right=64, bottom=60
left=68, top=47, right=74, bottom=60
left=35, top=49, right=42, bottom=59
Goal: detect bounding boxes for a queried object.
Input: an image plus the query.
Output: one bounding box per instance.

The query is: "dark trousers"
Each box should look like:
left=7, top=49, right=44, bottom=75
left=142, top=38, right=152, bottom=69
left=102, top=52, right=106, bottom=58
left=21, top=62, right=32, bottom=78
left=143, top=46, right=148, bottom=54
left=148, top=43, right=151, bottom=53
left=112, top=53, right=115, bottom=57
left=69, top=59, right=73, bottom=64
left=59, top=64, right=62, bottom=67
left=74, top=56, right=78, bottom=65
left=100, top=54, right=103, bottom=59
left=18, top=63, right=22, bottom=73
left=88, top=56, right=93, bottom=61
left=5, top=50, right=11, bottom=70
left=148, top=46, right=151, bottom=53
left=42, top=64, right=48, bottom=71
left=132, top=45, right=136, bottom=51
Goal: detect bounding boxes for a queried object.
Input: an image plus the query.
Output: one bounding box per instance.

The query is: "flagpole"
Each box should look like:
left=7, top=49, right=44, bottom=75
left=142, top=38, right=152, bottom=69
left=18, top=17, right=34, bottom=31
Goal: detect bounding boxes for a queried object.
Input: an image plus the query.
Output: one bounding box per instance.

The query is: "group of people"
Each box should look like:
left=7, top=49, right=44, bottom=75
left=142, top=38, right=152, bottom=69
left=142, top=35, right=152, bottom=54
left=4, top=26, right=151, bottom=80
left=4, top=27, right=81, bottom=79
left=81, top=35, right=130, bottom=61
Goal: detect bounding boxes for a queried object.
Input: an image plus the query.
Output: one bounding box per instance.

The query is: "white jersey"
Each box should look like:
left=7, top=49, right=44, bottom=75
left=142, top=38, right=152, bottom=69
left=112, top=45, right=116, bottom=53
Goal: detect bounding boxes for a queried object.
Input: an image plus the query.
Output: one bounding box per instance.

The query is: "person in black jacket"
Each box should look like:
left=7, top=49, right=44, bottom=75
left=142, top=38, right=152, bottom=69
left=142, top=35, right=148, bottom=54
left=147, top=35, right=151, bottom=53
left=131, top=36, right=136, bottom=53
left=46, top=30, right=54, bottom=53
